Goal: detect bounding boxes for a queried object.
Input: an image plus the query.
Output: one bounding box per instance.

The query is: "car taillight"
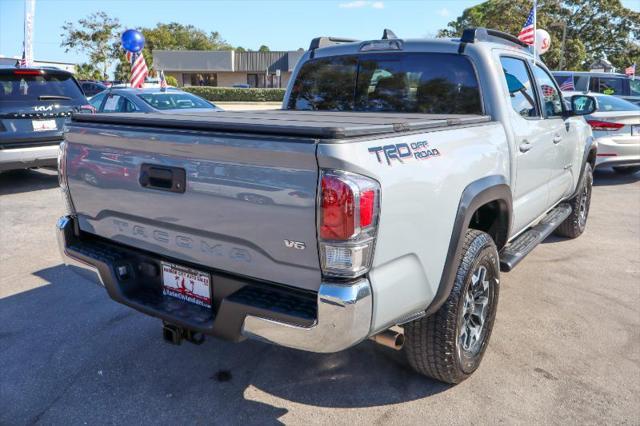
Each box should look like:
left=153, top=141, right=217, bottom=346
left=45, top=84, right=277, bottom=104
left=14, top=69, right=42, bottom=76
left=318, top=170, right=380, bottom=278
left=587, top=120, right=624, bottom=131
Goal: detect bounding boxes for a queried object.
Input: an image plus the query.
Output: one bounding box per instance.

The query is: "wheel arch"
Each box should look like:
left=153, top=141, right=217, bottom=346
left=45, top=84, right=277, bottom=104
left=425, top=175, right=512, bottom=315
left=569, top=135, right=596, bottom=200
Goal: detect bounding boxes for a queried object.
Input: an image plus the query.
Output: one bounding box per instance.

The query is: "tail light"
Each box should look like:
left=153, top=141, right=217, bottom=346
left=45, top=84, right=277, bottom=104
left=587, top=120, right=624, bottom=131
left=58, top=141, right=76, bottom=215
left=14, top=69, right=42, bottom=76
left=318, top=170, right=380, bottom=278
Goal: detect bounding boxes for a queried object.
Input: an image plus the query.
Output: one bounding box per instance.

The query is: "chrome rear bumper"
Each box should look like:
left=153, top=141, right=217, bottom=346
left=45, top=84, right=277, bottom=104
left=56, top=216, right=104, bottom=285
left=242, top=279, right=372, bottom=353
left=56, top=215, right=373, bottom=353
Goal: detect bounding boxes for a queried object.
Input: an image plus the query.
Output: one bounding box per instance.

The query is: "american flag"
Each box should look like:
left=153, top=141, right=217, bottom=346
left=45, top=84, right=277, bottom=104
left=541, top=84, right=555, bottom=99
left=159, top=70, right=167, bottom=90
left=559, top=78, right=575, bottom=91
left=126, top=51, right=148, bottom=88
left=518, top=6, right=536, bottom=45
left=625, top=63, right=636, bottom=77
left=18, top=50, right=27, bottom=68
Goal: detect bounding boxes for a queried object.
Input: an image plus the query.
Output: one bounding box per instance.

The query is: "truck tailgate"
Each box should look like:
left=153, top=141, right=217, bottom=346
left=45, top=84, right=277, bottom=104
left=64, top=122, right=321, bottom=290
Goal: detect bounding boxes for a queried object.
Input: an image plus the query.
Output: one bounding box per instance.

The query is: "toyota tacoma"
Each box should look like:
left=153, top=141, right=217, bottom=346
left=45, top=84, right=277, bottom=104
left=57, top=28, right=597, bottom=383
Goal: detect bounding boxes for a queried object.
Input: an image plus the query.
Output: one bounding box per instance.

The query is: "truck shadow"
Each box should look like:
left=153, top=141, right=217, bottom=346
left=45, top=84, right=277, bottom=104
left=0, top=265, right=449, bottom=424
left=0, top=168, right=59, bottom=195
left=593, top=168, right=639, bottom=186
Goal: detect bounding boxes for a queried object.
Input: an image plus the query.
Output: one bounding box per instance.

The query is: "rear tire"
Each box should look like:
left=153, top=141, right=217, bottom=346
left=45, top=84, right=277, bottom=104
left=403, top=230, right=500, bottom=384
left=555, top=162, right=593, bottom=239
left=613, top=166, right=640, bottom=175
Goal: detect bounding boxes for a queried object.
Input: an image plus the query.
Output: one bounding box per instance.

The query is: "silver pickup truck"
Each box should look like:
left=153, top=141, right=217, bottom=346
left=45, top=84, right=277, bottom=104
left=57, top=28, right=597, bottom=384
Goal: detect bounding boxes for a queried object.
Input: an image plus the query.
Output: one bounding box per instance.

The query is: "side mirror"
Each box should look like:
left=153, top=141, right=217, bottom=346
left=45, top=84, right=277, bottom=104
left=569, top=95, right=597, bottom=116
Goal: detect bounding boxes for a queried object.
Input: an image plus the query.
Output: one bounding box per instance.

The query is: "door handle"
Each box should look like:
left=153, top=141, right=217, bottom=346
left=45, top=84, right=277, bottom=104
left=519, top=141, right=532, bottom=153
left=553, top=134, right=562, bottom=144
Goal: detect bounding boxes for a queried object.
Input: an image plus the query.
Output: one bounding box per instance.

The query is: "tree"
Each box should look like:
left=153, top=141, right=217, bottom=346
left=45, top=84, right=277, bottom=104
left=165, top=75, right=178, bottom=87
left=75, top=63, right=102, bottom=80
left=61, top=12, right=121, bottom=79
left=258, top=45, right=270, bottom=52
left=142, top=23, right=232, bottom=53
left=438, top=0, right=640, bottom=71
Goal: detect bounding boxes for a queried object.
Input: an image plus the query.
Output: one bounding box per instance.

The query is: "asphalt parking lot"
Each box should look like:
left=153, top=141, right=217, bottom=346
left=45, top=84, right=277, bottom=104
left=0, top=167, right=638, bottom=425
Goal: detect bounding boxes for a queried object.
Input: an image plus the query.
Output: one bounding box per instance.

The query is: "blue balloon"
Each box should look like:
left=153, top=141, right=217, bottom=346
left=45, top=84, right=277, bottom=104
left=121, top=29, right=145, bottom=53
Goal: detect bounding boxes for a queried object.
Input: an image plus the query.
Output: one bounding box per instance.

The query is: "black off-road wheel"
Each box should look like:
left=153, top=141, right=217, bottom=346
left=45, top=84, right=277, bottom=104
left=403, top=230, right=500, bottom=384
left=555, top=162, right=593, bottom=239
left=613, top=166, right=640, bottom=175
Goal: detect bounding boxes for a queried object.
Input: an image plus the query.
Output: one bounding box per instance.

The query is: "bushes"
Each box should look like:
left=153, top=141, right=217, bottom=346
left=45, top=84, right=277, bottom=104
left=183, top=86, right=285, bottom=102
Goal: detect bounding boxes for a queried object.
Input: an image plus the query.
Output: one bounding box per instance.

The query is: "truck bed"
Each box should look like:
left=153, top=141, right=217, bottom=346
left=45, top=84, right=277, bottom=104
left=71, top=110, right=491, bottom=139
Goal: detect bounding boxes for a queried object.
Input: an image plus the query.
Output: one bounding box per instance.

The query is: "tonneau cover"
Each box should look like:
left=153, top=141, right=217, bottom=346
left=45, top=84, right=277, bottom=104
left=71, top=110, right=492, bottom=139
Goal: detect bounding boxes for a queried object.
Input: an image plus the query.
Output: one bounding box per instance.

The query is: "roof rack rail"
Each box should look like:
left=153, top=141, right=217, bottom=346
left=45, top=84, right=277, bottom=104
left=308, top=36, right=359, bottom=51
left=460, top=27, right=530, bottom=49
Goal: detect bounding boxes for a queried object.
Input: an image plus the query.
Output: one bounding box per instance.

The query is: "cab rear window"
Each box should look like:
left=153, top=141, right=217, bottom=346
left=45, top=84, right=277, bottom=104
left=0, top=70, right=85, bottom=103
left=287, top=53, right=482, bottom=114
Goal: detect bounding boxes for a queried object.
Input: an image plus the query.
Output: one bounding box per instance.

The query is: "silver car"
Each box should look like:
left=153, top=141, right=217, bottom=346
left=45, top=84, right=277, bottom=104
left=566, top=91, right=640, bottom=174
left=88, top=87, right=222, bottom=114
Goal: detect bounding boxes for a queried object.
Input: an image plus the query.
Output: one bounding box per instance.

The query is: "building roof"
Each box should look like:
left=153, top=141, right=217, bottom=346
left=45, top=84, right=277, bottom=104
left=152, top=50, right=303, bottom=73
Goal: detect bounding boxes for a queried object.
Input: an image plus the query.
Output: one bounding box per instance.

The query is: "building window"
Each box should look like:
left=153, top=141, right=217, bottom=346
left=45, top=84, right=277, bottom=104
left=182, top=73, right=218, bottom=87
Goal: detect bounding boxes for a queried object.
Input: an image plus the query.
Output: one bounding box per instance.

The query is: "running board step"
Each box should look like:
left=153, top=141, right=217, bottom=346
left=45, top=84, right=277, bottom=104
left=499, top=203, right=572, bottom=272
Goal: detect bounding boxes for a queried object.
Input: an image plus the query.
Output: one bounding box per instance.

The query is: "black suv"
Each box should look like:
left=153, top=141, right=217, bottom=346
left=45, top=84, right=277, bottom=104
left=0, top=67, right=90, bottom=171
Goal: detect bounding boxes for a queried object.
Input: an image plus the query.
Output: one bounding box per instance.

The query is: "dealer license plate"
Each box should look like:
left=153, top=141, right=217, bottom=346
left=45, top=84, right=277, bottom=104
left=161, top=262, right=212, bottom=308
left=632, top=125, right=639, bottom=136
left=32, top=119, right=57, bottom=132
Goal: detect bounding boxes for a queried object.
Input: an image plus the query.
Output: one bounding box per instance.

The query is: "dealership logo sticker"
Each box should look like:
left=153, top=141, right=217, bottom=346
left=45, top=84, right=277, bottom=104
left=368, top=141, right=441, bottom=165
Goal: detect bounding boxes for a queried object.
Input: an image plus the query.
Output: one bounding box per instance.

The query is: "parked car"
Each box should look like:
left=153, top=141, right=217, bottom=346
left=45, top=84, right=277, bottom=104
left=88, top=88, right=221, bottom=113
left=78, top=80, right=107, bottom=97
left=564, top=91, right=640, bottom=174
left=232, top=83, right=251, bottom=89
left=553, top=71, right=640, bottom=105
left=57, top=28, right=597, bottom=384
left=0, top=66, right=91, bottom=172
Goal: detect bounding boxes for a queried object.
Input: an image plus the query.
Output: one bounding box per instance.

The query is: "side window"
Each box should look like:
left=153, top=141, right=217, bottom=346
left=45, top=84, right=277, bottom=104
left=595, top=77, right=624, bottom=95
left=120, top=98, right=138, bottom=112
left=532, top=64, right=563, bottom=117
left=88, top=92, right=106, bottom=110
left=102, top=94, right=122, bottom=112
left=499, top=57, right=539, bottom=118
left=574, top=75, right=589, bottom=91
left=630, top=79, right=640, bottom=96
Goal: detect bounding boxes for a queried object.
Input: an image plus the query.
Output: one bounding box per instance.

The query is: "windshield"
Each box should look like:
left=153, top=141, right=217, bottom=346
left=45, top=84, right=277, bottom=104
left=595, top=95, right=640, bottom=112
left=287, top=53, right=482, bottom=114
left=138, top=92, right=214, bottom=110
left=0, top=70, right=85, bottom=103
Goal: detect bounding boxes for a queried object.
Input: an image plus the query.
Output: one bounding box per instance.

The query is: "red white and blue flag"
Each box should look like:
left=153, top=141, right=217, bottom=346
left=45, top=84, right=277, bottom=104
left=518, top=6, right=536, bottom=45
left=559, top=78, right=575, bottom=91
left=126, top=51, right=148, bottom=88
left=625, top=63, right=636, bottom=78
left=159, top=70, right=168, bottom=90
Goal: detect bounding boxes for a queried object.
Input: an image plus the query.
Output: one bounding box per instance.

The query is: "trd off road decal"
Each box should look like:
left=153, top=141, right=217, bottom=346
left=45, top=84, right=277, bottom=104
left=368, top=141, right=441, bottom=165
